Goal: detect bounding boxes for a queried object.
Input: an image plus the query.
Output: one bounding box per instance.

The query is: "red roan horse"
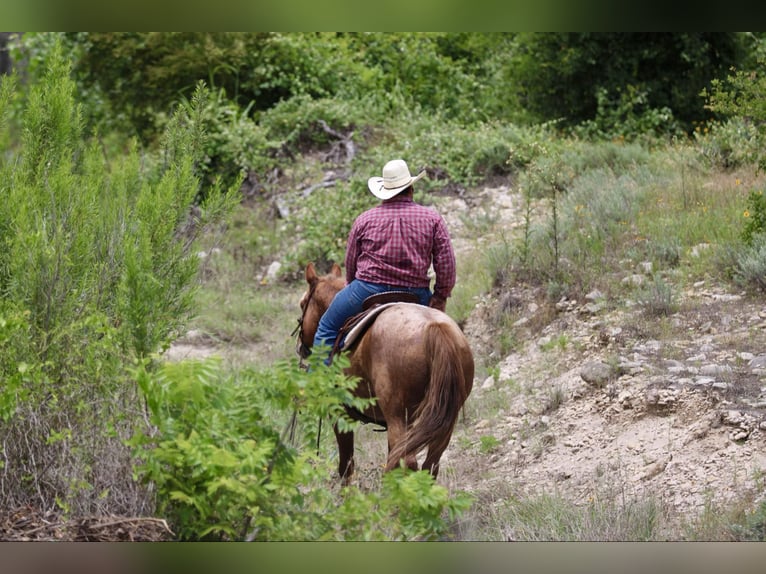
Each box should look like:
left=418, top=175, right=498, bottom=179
left=296, top=262, right=474, bottom=483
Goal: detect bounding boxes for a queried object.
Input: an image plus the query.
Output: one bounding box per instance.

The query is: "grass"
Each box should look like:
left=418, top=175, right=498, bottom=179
left=455, top=480, right=669, bottom=541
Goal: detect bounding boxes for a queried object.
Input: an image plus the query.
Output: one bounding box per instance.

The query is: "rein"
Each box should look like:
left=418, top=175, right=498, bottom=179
left=292, top=281, right=318, bottom=369
left=291, top=281, right=323, bottom=452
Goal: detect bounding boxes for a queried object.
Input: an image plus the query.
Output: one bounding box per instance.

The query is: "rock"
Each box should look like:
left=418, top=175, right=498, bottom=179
left=585, top=289, right=605, bottom=302
left=645, top=387, right=679, bottom=409
left=640, top=454, right=672, bottom=481
left=699, top=364, right=732, bottom=377
left=749, top=355, right=766, bottom=370
left=580, top=361, right=615, bottom=387
left=260, top=261, right=282, bottom=284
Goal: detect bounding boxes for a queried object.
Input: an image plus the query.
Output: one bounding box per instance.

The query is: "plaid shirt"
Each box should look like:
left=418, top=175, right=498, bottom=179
left=345, top=194, right=456, bottom=300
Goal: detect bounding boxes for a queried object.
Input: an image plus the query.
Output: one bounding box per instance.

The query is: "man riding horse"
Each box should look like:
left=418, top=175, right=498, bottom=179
left=311, top=158, right=457, bottom=365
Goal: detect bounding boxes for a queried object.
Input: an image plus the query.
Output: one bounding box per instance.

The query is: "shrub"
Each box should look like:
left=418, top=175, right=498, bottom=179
left=636, top=274, right=679, bottom=317
left=177, top=85, right=273, bottom=194
left=741, top=189, right=766, bottom=247
left=130, top=357, right=471, bottom=540
left=285, top=180, right=376, bottom=272
left=734, top=234, right=766, bottom=293
left=694, top=118, right=762, bottom=170
left=703, top=59, right=766, bottom=170
left=0, top=42, right=233, bottom=515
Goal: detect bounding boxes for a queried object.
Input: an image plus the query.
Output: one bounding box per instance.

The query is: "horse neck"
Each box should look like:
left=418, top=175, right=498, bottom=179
left=316, top=276, right=345, bottom=314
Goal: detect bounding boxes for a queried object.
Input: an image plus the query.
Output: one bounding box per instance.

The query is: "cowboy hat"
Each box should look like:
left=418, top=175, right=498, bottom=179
left=367, top=159, right=426, bottom=200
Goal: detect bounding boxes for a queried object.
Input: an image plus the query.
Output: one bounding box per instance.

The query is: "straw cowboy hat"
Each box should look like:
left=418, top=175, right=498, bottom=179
left=367, top=159, right=426, bottom=200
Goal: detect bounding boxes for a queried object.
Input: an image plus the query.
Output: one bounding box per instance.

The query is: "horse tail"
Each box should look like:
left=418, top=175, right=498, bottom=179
left=387, top=321, right=470, bottom=471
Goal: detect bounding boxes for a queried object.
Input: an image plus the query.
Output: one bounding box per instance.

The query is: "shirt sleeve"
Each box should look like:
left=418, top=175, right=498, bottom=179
left=344, top=219, right=360, bottom=284
left=431, top=217, right=456, bottom=300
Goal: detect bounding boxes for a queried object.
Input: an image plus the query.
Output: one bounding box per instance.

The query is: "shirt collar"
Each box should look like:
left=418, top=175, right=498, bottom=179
left=382, top=193, right=413, bottom=204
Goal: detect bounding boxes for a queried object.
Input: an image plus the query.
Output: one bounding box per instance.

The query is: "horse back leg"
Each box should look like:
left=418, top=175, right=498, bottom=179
left=422, top=443, right=449, bottom=478
left=385, top=420, right=418, bottom=473
left=333, top=423, right=355, bottom=485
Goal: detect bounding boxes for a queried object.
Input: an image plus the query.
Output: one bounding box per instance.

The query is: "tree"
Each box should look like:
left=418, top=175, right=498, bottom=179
left=507, top=33, right=747, bottom=134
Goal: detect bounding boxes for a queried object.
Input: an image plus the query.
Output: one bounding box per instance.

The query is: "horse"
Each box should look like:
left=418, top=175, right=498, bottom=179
left=295, top=262, right=474, bottom=484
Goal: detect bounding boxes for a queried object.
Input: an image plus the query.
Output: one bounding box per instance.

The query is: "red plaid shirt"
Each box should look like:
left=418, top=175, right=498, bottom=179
left=345, top=194, right=456, bottom=300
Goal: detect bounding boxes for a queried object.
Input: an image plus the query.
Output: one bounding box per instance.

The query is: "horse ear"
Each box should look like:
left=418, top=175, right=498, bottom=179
left=305, top=262, right=317, bottom=284
left=330, top=263, right=342, bottom=277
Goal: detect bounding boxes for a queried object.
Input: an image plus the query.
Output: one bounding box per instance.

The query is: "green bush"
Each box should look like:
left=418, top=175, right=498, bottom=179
left=0, top=42, right=233, bottom=515
left=574, top=85, right=683, bottom=142
left=177, top=85, right=273, bottom=194
left=694, top=118, right=762, bottom=170
left=130, top=357, right=471, bottom=540
left=285, top=180, right=376, bottom=272
left=742, top=189, right=766, bottom=246
left=734, top=234, right=766, bottom=293
left=703, top=59, right=766, bottom=170
left=259, top=94, right=373, bottom=153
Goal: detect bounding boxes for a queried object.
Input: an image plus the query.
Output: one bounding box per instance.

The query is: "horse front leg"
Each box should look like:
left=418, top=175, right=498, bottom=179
left=333, top=422, right=355, bottom=485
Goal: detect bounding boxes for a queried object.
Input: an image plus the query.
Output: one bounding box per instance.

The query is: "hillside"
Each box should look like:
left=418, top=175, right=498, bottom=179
left=439, top=183, right=766, bottom=539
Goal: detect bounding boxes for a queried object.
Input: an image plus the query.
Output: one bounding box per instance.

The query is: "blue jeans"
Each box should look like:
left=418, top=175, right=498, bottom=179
left=312, top=279, right=432, bottom=361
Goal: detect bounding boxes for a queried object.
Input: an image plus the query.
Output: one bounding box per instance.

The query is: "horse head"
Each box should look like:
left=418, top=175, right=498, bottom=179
left=295, top=262, right=344, bottom=358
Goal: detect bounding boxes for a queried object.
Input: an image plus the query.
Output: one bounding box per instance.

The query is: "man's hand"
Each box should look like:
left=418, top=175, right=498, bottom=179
left=429, top=295, right=446, bottom=312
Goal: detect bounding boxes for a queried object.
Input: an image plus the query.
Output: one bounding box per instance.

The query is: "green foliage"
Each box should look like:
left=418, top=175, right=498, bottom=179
left=574, top=85, right=683, bottom=141
left=0, top=305, right=32, bottom=422
left=416, top=121, right=547, bottom=186
left=287, top=181, right=376, bottom=271
left=130, top=357, right=470, bottom=540
left=479, top=435, right=501, bottom=454
left=741, top=189, right=766, bottom=246
left=727, top=498, right=766, bottom=541
left=176, top=85, right=272, bottom=193
left=508, top=33, right=744, bottom=134
left=703, top=59, right=766, bottom=170
left=733, top=234, right=766, bottom=293
left=0, top=41, right=233, bottom=515
left=341, top=33, right=503, bottom=124
left=258, top=93, right=372, bottom=156
left=694, top=118, right=762, bottom=169
left=505, top=139, right=663, bottom=302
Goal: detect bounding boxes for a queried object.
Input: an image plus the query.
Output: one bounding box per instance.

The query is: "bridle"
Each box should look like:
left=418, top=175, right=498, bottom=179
left=292, top=281, right=318, bottom=367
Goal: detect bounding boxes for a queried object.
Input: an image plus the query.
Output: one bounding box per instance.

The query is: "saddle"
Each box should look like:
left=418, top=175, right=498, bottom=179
left=330, top=291, right=420, bottom=360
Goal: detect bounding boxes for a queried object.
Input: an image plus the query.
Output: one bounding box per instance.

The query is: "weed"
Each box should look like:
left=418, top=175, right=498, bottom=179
left=479, top=435, right=501, bottom=454
left=636, top=274, right=679, bottom=317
